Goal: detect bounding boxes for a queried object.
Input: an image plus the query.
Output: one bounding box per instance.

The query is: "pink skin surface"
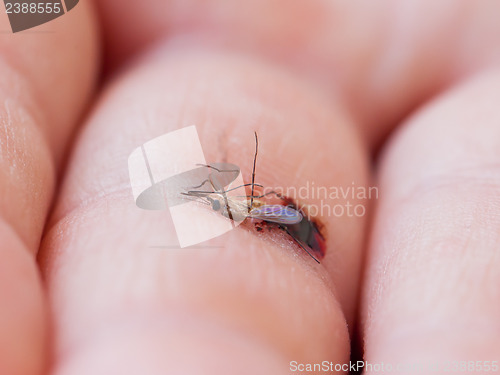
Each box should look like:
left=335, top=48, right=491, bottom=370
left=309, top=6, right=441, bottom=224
left=0, top=1, right=499, bottom=374
left=0, top=2, right=98, bottom=374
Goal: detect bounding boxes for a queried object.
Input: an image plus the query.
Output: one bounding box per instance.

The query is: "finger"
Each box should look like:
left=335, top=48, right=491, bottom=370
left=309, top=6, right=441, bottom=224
left=0, top=3, right=99, bottom=164
left=94, top=0, right=500, bottom=147
left=362, top=70, right=500, bottom=368
left=39, top=48, right=369, bottom=373
left=0, top=4, right=99, bottom=375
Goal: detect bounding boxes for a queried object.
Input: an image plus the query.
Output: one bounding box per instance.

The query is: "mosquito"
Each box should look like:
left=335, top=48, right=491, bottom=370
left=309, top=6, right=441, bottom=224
left=182, top=133, right=322, bottom=264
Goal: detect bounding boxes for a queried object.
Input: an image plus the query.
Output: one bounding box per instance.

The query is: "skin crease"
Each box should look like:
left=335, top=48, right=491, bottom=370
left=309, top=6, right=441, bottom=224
left=0, top=1, right=498, bottom=375
left=0, top=2, right=98, bottom=375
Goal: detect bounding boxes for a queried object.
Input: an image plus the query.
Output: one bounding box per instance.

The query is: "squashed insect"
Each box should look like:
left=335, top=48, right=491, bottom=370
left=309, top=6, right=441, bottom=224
left=182, top=133, right=325, bottom=263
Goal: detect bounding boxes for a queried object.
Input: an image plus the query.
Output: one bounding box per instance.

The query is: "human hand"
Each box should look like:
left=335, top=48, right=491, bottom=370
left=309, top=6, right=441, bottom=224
left=1, top=1, right=500, bottom=374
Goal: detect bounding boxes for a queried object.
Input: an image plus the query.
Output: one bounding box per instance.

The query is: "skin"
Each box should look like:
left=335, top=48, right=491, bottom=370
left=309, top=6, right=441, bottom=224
left=0, top=1, right=499, bottom=374
left=0, top=3, right=98, bottom=375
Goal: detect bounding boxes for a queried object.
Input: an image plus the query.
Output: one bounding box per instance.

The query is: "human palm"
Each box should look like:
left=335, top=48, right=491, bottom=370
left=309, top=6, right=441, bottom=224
left=1, top=1, right=499, bottom=374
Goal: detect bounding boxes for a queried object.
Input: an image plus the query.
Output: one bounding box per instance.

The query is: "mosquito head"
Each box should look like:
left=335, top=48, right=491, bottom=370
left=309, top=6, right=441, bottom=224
left=208, top=197, right=221, bottom=211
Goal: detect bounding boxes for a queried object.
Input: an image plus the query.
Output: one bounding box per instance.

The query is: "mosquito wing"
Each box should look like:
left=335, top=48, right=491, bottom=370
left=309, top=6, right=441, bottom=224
left=219, top=197, right=251, bottom=222
left=249, top=205, right=303, bottom=225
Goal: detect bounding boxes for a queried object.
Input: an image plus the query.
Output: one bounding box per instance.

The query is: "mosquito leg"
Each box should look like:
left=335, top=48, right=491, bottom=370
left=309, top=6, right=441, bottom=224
left=188, top=178, right=211, bottom=189
left=225, top=183, right=263, bottom=193
left=280, top=225, right=320, bottom=264
left=188, top=183, right=263, bottom=196
left=250, top=132, right=258, bottom=210
left=195, top=163, right=239, bottom=174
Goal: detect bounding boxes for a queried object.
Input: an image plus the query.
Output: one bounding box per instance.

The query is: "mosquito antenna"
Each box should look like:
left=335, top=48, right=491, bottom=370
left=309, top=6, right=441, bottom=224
left=281, top=226, right=320, bottom=264
left=179, top=193, right=211, bottom=206
left=250, top=132, right=258, bottom=211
